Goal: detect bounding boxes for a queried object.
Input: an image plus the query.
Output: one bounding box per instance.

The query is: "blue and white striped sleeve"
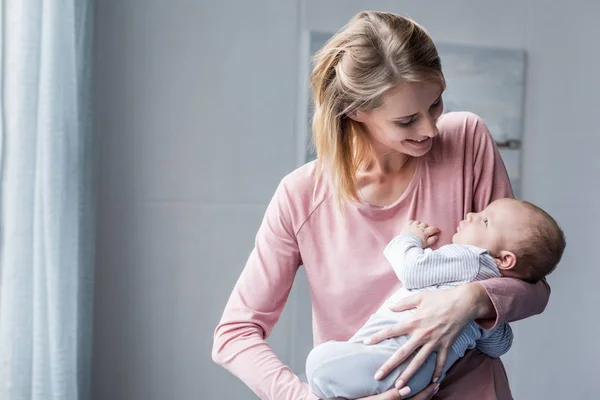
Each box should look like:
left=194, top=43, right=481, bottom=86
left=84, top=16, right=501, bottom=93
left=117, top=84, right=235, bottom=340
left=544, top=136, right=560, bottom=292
left=383, top=236, right=481, bottom=290
left=475, top=251, right=503, bottom=281
left=476, top=323, right=514, bottom=358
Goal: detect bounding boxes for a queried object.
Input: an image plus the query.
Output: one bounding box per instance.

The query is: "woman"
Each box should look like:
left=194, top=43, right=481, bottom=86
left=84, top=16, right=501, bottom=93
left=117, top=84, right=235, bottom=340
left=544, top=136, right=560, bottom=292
left=212, top=11, right=549, bottom=400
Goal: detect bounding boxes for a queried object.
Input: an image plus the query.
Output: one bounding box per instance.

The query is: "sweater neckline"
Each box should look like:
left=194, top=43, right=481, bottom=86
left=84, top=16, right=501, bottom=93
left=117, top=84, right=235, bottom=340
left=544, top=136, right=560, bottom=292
left=351, top=157, right=424, bottom=212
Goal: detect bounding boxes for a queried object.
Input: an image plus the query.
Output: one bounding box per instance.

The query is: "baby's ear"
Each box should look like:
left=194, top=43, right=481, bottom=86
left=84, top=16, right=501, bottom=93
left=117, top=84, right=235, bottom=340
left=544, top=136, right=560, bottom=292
left=496, top=250, right=517, bottom=271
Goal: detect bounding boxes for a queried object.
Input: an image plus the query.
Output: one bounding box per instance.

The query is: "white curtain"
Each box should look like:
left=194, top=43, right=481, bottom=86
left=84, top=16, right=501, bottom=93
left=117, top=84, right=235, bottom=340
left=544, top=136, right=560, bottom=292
left=0, top=0, right=94, bottom=399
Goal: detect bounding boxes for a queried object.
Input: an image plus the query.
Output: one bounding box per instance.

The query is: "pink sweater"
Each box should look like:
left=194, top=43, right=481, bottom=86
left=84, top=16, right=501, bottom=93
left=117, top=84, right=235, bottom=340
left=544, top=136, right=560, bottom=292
left=212, top=112, right=550, bottom=400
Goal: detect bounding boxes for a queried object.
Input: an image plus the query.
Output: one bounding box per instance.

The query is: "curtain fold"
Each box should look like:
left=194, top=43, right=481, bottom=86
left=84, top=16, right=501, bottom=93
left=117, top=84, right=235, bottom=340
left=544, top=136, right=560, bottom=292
left=0, top=0, right=95, bottom=399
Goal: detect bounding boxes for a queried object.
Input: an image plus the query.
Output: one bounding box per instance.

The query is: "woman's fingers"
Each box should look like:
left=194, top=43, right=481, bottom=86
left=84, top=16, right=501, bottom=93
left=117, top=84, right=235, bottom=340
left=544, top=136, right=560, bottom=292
left=403, top=382, right=440, bottom=400
left=388, top=293, right=422, bottom=312
left=364, top=323, right=409, bottom=345
left=374, top=336, right=421, bottom=380
left=395, top=344, right=436, bottom=390
left=381, top=387, right=402, bottom=400
left=431, top=348, right=448, bottom=383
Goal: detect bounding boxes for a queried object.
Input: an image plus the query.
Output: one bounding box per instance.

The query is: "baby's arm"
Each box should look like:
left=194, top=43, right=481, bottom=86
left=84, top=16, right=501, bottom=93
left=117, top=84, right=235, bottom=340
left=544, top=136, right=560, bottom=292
left=383, top=221, right=481, bottom=290
left=476, top=323, right=514, bottom=358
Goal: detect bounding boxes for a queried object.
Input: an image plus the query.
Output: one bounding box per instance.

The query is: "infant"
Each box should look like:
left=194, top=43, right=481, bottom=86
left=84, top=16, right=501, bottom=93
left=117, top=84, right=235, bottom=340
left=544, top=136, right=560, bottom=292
left=306, top=198, right=566, bottom=399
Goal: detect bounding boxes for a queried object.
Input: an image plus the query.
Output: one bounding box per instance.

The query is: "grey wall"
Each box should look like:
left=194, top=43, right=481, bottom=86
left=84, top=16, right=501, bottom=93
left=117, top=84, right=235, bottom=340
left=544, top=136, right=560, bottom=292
left=92, top=1, right=600, bottom=399
left=92, top=1, right=301, bottom=399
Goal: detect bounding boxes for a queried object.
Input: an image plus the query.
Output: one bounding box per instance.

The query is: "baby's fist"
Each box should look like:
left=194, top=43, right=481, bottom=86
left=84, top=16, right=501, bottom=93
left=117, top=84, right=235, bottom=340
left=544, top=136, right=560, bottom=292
left=406, top=220, right=440, bottom=247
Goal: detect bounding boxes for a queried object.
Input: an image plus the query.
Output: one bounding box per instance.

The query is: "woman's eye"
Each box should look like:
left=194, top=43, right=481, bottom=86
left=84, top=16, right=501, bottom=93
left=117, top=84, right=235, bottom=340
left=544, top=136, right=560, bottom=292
left=483, top=218, right=488, bottom=227
left=395, top=118, right=415, bottom=128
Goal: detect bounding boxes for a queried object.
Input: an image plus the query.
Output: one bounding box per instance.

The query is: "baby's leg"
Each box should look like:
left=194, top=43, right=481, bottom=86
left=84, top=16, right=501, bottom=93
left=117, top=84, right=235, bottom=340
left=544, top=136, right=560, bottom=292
left=400, top=348, right=461, bottom=398
left=306, top=338, right=406, bottom=399
left=306, top=341, right=461, bottom=400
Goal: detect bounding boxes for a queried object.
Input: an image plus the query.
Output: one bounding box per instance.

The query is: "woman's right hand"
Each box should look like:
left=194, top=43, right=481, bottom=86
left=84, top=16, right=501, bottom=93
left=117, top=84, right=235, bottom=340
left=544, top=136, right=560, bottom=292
left=357, top=382, right=440, bottom=400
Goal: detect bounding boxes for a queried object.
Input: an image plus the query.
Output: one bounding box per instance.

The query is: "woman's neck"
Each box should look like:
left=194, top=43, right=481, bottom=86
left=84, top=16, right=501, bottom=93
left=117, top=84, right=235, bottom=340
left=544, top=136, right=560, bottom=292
left=355, top=152, right=419, bottom=207
left=362, top=148, right=413, bottom=175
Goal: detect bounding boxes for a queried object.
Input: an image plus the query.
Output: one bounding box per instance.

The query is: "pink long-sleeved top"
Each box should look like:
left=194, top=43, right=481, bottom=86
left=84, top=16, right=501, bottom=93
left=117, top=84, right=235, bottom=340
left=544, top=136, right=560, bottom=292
left=212, top=112, right=550, bottom=400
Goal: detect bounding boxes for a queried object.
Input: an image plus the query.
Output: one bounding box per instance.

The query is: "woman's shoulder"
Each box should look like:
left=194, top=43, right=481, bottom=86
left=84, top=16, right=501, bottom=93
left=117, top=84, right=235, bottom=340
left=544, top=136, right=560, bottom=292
left=430, top=111, right=495, bottom=161
left=274, top=160, right=333, bottom=227
left=280, top=160, right=330, bottom=195
left=437, top=110, right=484, bottom=129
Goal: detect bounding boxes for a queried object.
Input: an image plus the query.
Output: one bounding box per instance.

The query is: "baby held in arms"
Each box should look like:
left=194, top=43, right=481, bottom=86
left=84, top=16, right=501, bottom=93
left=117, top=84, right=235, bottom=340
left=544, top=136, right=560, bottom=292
left=306, top=198, right=566, bottom=399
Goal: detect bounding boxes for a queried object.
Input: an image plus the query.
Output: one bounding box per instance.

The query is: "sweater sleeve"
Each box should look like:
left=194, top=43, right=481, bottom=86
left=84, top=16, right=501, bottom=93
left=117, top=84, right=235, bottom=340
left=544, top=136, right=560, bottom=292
left=467, top=114, right=551, bottom=329
left=211, top=180, right=318, bottom=400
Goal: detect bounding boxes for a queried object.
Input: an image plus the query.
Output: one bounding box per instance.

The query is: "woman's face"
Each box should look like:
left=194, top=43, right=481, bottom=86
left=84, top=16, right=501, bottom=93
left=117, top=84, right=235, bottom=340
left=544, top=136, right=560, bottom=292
left=350, top=81, right=444, bottom=158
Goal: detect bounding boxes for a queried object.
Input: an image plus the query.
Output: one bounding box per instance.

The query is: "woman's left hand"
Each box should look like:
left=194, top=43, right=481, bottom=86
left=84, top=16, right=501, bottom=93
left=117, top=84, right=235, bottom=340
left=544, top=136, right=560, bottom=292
left=364, top=283, right=493, bottom=393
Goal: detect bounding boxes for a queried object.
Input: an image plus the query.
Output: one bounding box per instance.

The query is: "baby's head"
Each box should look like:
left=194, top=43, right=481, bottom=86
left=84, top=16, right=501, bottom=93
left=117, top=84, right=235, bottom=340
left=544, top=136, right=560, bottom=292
left=452, top=198, right=566, bottom=282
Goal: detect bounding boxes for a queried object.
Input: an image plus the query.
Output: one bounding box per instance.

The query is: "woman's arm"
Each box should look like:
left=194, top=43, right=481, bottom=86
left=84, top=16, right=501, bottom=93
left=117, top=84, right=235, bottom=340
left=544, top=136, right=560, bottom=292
left=475, top=278, right=550, bottom=329
left=212, top=180, right=318, bottom=400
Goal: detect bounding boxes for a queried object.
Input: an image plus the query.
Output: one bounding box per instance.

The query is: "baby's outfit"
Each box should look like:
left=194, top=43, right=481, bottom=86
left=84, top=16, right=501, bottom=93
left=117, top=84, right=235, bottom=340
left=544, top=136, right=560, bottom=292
left=305, top=235, right=514, bottom=399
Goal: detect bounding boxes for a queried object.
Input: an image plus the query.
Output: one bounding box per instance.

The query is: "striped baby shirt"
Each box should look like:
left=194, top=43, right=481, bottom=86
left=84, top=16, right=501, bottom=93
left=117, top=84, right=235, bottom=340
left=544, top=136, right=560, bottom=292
left=382, top=234, right=514, bottom=358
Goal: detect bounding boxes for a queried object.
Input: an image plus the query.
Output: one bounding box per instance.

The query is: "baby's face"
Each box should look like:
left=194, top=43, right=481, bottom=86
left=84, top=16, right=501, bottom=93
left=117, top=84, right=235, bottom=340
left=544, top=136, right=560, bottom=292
left=452, top=198, right=530, bottom=254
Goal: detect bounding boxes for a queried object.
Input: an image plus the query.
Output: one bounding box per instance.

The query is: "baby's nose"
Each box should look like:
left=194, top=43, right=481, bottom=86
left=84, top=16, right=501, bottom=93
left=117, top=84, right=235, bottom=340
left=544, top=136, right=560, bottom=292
left=466, top=213, right=475, bottom=222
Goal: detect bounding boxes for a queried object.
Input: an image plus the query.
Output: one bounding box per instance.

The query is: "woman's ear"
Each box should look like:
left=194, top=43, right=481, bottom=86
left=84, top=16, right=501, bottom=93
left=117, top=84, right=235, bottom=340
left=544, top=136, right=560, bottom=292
left=347, top=109, right=367, bottom=122
left=495, top=250, right=517, bottom=271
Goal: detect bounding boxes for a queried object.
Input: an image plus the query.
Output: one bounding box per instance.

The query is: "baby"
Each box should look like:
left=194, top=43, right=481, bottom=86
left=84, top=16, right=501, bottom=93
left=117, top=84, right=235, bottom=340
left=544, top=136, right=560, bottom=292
left=306, top=198, right=566, bottom=399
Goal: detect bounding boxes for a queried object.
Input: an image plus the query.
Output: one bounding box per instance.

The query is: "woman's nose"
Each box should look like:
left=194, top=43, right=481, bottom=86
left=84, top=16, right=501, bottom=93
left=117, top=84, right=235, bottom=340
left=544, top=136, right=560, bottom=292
left=420, top=115, right=439, bottom=138
left=466, top=213, right=475, bottom=222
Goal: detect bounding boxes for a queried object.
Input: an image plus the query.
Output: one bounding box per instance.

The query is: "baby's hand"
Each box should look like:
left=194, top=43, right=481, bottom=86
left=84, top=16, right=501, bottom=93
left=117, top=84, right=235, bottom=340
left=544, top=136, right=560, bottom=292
left=406, top=220, right=440, bottom=248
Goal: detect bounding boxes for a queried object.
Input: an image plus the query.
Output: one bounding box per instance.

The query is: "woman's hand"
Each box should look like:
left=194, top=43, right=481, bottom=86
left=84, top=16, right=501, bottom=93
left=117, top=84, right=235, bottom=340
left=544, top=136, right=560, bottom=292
left=356, top=382, right=440, bottom=400
left=364, top=283, right=494, bottom=393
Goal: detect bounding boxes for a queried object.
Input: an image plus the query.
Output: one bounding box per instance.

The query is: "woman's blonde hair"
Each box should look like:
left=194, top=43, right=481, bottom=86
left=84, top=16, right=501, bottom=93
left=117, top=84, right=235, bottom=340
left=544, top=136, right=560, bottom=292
left=310, top=11, right=445, bottom=204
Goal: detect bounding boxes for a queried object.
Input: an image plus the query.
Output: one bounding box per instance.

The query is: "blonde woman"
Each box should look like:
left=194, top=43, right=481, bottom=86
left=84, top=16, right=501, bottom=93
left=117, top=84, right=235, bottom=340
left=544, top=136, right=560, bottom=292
left=213, top=11, right=548, bottom=400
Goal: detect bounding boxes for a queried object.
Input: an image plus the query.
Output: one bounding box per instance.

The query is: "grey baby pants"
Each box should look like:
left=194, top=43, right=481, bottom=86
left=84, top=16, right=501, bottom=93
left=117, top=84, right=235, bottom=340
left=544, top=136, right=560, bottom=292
left=306, top=314, right=460, bottom=399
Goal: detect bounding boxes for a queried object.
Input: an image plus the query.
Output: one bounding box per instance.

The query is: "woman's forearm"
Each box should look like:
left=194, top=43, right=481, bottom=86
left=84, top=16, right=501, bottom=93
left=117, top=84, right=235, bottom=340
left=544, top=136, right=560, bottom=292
left=468, top=282, right=497, bottom=321
left=474, top=278, right=551, bottom=330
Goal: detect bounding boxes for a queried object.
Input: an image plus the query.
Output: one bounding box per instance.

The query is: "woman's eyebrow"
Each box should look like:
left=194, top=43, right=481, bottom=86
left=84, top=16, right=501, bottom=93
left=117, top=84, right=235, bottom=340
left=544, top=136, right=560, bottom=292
left=391, top=113, right=418, bottom=121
